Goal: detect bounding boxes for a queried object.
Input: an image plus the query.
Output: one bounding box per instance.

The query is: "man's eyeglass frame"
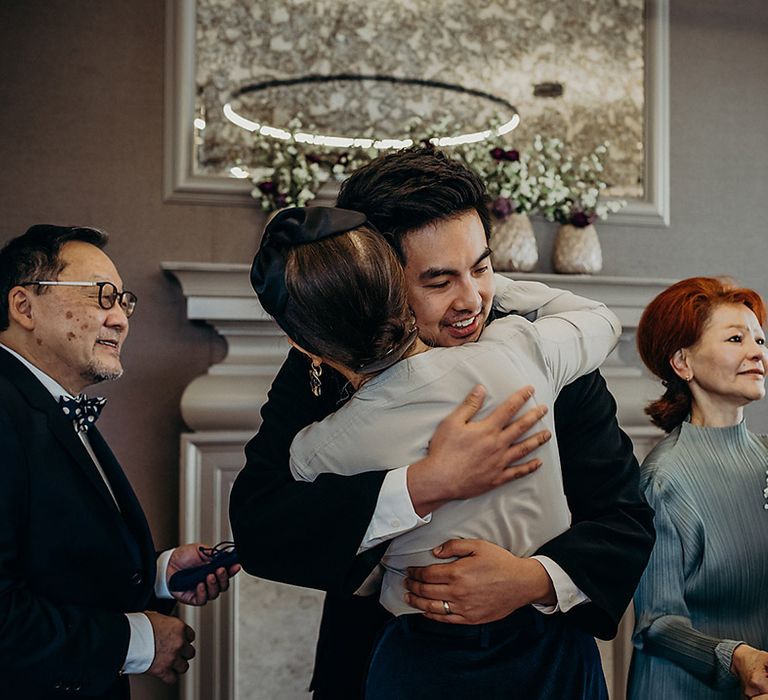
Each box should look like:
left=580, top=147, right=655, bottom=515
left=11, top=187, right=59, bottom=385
left=20, top=281, right=138, bottom=318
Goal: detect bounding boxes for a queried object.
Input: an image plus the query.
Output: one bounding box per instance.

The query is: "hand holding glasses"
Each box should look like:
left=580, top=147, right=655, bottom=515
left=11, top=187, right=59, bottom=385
left=168, top=542, right=240, bottom=592
left=21, top=280, right=138, bottom=317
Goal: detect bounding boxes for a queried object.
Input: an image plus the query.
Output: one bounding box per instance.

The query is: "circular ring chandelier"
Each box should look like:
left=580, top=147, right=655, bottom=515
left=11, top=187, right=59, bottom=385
left=221, top=73, right=520, bottom=151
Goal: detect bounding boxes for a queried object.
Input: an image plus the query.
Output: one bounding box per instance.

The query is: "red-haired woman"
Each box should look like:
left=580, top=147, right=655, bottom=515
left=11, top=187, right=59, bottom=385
left=629, top=277, right=768, bottom=699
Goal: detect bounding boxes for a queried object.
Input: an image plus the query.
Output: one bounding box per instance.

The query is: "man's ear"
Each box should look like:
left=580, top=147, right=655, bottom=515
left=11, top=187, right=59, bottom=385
left=669, top=348, right=692, bottom=382
left=7, top=286, right=36, bottom=330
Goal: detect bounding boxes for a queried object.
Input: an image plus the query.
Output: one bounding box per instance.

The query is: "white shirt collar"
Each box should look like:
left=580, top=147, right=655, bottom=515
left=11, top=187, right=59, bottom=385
left=0, top=343, right=76, bottom=400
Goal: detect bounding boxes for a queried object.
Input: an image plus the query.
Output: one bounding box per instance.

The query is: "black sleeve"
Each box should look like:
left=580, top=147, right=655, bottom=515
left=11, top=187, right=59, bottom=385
left=229, top=348, right=388, bottom=593
left=0, top=408, right=130, bottom=695
left=535, top=370, right=656, bottom=640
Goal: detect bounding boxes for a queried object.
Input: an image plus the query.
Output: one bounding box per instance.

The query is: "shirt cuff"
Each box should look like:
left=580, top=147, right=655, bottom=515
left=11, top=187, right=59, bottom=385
left=358, top=466, right=431, bottom=553
left=123, top=613, right=155, bottom=674
left=155, top=549, right=174, bottom=599
left=530, top=555, right=590, bottom=614
left=717, top=639, right=746, bottom=688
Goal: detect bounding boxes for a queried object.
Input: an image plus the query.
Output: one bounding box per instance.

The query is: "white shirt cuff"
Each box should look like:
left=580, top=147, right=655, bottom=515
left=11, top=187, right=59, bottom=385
left=530, top=555, right=590, bottom=614
left=155, top=549, right=174, bottom=599
left=358, top=466, right=431, bottom=553
left=123, top=613, right=155, bottom=674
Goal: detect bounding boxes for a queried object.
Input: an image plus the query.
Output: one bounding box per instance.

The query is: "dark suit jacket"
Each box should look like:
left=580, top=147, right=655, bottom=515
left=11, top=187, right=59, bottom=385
left=230, top=345, right=656, bottom=698
left=0, top=348, right=162, bottom=700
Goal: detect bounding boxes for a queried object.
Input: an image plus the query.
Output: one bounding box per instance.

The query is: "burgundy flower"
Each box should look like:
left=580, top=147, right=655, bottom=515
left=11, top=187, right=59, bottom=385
left=275, top=193, right=288, bottom=208
left=491, top=196, right=513, bottom=220
left=490, top=148, right=520, bottom=162
left=490, top=147, right=506, bottom=161
left=258, top=180, right=276, bottom=194
left=570, top=211, right=595, bottom=228
left=306, top=153, right=323, bottom=164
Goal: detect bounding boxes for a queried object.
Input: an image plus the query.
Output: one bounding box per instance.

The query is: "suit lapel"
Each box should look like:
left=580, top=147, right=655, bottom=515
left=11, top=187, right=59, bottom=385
left=0, top=349, right=149, bottom=565
left=89, top=428, right=155, bottom=569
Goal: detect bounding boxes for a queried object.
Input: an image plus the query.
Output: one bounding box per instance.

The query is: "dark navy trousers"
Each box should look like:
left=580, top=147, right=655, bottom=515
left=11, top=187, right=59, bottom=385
left=365, top=606, right=608, bottom=700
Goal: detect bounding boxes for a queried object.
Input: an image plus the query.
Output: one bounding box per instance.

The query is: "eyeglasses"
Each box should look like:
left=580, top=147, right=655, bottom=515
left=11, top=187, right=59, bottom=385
left=21, top=280, right=138, bottom=318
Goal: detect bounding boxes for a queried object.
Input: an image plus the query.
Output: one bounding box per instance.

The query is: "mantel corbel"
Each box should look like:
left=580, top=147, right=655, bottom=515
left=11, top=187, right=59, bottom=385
left=162, top=261, right=288, bottom=431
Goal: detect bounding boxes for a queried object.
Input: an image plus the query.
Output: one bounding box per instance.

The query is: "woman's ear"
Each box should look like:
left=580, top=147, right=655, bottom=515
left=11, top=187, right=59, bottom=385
left=288, top=338, right=323, bottom=365
left=670, top=348, right=693, bottom=383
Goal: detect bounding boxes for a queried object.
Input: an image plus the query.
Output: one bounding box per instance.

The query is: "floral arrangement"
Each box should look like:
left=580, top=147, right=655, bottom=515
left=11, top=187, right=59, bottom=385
left=449, top=132, right=624, bottom=227
left=531, top=136, right=626, bottom=227
left=246, top=115, right=624, bottom=226
left=247, top=116, right=375, bottom=211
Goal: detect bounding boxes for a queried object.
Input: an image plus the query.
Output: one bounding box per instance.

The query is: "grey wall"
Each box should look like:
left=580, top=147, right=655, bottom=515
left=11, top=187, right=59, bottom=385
left=1, top=2, right=766, bottom=699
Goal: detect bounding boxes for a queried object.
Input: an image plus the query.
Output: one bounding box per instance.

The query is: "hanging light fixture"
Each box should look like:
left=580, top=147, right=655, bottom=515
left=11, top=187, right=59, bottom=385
left=222, top=73, right=520, bottom=151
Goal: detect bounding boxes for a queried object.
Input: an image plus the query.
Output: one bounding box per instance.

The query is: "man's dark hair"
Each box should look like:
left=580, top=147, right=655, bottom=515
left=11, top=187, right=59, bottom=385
left=336, top=145, right=491, bottom=262
left=0, top=224, right=108, bottom=331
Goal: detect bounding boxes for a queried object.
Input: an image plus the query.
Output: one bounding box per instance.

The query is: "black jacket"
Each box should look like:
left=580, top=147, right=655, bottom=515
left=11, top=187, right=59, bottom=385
left=230, top=345, right=655, bottom=697
left=0, top=348, right=163, bottom=699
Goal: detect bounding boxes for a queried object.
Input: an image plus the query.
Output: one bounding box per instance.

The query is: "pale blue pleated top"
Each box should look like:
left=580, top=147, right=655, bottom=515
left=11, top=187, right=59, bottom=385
left=628, top=420, right=768, bottom=699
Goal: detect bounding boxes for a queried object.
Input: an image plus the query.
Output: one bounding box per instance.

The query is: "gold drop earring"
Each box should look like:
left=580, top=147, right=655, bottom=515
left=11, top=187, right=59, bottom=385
left=309, top=360, right=323, bottom=397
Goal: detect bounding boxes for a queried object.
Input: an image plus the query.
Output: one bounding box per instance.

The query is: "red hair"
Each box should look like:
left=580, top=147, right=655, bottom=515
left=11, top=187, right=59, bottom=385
left=637, top=277, right=766, bottom=432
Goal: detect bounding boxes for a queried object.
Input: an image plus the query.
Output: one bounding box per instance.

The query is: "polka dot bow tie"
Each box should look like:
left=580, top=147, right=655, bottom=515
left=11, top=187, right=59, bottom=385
left=58, top=394, right=107, bottom=433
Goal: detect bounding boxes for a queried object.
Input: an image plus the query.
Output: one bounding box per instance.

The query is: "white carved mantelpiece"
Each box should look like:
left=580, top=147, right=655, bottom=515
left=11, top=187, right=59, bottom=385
left=162, top=261, right=289, bottom=431
left=162, top=262, right=677, bottom=700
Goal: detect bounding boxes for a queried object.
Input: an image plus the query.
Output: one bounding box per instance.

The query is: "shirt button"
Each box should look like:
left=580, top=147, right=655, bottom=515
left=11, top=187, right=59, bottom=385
left=391, top=519, right=401, bottom=528
left=130, top=572, right=143, bottom=586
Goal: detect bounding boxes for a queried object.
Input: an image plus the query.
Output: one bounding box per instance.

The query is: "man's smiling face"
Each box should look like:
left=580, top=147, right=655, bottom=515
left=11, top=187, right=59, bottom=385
left=401, top=210, right=495, bottom=347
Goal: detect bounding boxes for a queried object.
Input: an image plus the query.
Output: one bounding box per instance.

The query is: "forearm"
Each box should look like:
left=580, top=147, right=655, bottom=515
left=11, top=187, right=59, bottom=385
left=407, top=455, right=460, bottom=516
left=642, top=614, right=742, bottom=690
left=359, top=467, right=431, bottom=552
left=530, top=556, right=589, bottom=612
left=230, top=461, right=385, bottom=592
left=492, top=276, right=572, bottom=317
left=230, top=349, right=388, bottom=593
left=522, top=557, right=557, bottom=606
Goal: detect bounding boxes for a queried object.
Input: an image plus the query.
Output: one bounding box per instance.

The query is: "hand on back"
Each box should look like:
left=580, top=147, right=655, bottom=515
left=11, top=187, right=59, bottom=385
left=407, top=384, right=550, bottom=516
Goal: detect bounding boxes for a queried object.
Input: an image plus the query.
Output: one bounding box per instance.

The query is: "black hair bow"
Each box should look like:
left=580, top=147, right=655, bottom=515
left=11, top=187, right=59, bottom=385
left=250, top=206, right=367, bottom=324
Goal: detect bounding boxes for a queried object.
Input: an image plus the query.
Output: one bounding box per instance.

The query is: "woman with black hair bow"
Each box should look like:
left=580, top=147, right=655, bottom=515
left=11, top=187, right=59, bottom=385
left=251, top=205, right=621, bottom=700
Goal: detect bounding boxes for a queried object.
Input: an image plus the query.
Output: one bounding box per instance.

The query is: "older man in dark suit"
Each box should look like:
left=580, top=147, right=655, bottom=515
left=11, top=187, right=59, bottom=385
left=0, top=225, right=237, bottom=699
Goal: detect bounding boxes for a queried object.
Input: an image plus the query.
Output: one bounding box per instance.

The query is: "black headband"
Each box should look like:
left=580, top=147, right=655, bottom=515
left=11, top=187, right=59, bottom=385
left=250, top=206, right=368, bottom=327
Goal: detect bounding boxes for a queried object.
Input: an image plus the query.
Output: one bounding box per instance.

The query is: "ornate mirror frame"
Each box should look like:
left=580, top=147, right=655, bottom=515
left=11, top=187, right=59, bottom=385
left=164, top=0, right=669, bottom=227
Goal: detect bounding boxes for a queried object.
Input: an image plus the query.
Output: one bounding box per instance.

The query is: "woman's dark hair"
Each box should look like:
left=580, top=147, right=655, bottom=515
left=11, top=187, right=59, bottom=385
left=336, top=145, right=491, bottom=263
left=283, top=225, right=414, bottom=374
left=0, top=224, right=107, bottom=331
left=637, top=276, right=766, bottom=432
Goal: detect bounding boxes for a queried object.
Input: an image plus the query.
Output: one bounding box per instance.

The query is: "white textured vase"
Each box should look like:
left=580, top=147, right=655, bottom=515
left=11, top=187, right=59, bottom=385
left=490, top=213, right=538, bottom=272
left=552, top=223, right=603, bottom=274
